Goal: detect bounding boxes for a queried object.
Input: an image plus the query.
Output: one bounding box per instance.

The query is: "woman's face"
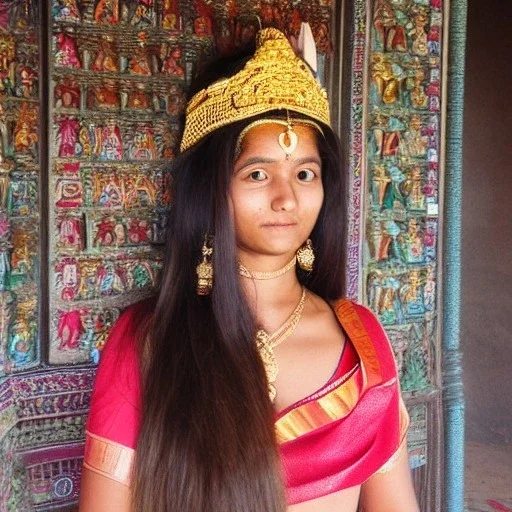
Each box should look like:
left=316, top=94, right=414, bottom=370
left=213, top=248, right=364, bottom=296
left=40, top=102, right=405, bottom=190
left=230, top=123, right=324, bottom=264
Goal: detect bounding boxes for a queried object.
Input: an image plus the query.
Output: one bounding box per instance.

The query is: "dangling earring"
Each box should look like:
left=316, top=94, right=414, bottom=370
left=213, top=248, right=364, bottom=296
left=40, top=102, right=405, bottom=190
left=196, top=235, right=213, bottom=295
left=296, top=239, right=315, bottom=272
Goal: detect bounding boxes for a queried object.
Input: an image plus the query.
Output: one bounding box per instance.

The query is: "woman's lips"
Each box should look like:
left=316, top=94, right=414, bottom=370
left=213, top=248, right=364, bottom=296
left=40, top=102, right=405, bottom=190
left=261, top=222, right=298, bottom=228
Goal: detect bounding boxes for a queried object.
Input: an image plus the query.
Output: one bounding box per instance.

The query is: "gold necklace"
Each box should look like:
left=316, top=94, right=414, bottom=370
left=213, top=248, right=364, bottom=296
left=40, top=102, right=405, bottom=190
left=255, top=286, right=307, bottom=402
left=239, top=256, right=297, bottom=280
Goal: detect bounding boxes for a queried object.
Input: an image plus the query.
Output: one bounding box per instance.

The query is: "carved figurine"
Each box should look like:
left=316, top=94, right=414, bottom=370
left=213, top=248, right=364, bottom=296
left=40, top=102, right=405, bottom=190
left=129, top=43, right=152, bottom=76
left=15, top=56, right=37, bottom=98
left=54, top=77, right=81, bottom=109
left=55, top=176, right=83, bottom=208
left=57, top=310, right=83, bottom=350
left=94, top=0, right=119, bottom=24
left=97, top=261, right=125, bottom=296
left=400, top=269, right=425, bottom=316
left=382, top=165, right=406, bottom=211
left=128, top=218, right=150, bottom=244
left=99, top=122, right=123, bottom=161
left=87, top=81, right=120, bottom=110
left=423, top=266, right=436, bottom=311
left=14, top=104, right=38, bottom=154
left=91, top=35, right=118, bottom=72
left=94, top=217, right=116, bottom=247
left=373, top=0, right=407, bottom=52
left=55, top=32, right=81, bottom=68
left=409, top=12, right=429, bottom=57
left=127, top=83, right=150, bottom=109
left=404, top=166, right=426, bottom=210
left=399, top=218, right=424, bottom=264
left=60, top=259, right=78, bottom=300
left=162, top=0, right=180, bottom=31
left=58, top=117, right=80, bottom=157
left=160, top=44, right=184, bottom=77
left=53, top=0, right=81, bottom=22
left=371, top=165, right=391, bottom=209
left=128, top=125, right=157, bottom=160
left=400, top=114, right=427, bottom=159
left=127, top=0, right=155, bottom=28
left=123, top=173, right=156, bottom=207
left=378, top=275, right=401, bottom=325
left=161, top=127, right=177, bottom=159
left=166, top=84, right=185, bottom=116
left=95, top=173, right=123, bottom=208
left=58, top=216, right=83, bottom=250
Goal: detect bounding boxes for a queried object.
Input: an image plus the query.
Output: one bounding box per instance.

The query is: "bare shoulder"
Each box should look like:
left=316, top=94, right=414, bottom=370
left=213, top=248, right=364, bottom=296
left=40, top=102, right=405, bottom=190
left=303, top=290, right=343, bottom=329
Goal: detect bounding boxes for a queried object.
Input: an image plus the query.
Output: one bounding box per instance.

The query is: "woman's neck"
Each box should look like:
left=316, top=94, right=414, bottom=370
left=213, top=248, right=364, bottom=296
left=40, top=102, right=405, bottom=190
left=238, top=254, right=304, bottom=332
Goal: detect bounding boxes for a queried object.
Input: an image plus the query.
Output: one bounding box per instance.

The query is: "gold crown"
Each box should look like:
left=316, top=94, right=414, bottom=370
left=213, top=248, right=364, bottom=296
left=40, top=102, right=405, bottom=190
left=180, top=28, right=331, bottom=152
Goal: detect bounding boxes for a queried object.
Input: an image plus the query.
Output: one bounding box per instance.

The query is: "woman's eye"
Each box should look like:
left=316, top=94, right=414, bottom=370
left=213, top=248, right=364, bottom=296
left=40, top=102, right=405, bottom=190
left=297, top=169, right=316, bottom=182
left=249, top=170, right=267, bottom=181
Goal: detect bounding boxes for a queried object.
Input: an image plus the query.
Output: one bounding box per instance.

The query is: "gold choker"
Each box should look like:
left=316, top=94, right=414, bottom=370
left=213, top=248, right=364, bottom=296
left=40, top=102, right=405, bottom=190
left=238, top=256, right=297, bottom=280
left=256, top=286, right=307, bottom=402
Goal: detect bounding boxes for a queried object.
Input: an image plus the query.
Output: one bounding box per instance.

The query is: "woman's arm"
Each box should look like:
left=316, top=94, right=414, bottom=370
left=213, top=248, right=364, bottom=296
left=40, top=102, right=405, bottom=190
left=79, top=467, right=132, bottom=512
left=359, top=447, right=419, bottom=512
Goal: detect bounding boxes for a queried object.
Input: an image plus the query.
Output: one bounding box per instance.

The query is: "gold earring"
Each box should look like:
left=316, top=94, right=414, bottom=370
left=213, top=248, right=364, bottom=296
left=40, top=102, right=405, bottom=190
left=196, top=235, right=213, bottom=295
left=296, top=239, right=315, bottom=272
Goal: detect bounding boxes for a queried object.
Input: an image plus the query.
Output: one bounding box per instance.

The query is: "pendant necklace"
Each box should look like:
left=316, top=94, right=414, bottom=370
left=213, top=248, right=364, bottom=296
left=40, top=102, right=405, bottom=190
left=255, top=286, right=307, bottom=402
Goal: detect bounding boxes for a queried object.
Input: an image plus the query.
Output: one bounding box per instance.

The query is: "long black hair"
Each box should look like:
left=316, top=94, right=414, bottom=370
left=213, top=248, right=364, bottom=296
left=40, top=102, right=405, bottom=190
left=132, top=52, right=347, bottom=512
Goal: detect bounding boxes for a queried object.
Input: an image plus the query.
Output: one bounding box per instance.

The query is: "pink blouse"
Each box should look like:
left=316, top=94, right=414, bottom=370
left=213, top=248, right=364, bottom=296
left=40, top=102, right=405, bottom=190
left=84, top=298, right=409, bottom=505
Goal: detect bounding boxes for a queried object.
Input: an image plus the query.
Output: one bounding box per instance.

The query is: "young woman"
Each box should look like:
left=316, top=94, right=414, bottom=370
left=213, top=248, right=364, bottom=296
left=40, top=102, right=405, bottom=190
left=79, top=28, right=419, bottom=512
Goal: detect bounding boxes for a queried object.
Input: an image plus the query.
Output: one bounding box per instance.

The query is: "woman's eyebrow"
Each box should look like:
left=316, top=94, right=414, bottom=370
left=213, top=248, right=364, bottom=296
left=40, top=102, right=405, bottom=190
left=235, top=155, right=322, bottom=172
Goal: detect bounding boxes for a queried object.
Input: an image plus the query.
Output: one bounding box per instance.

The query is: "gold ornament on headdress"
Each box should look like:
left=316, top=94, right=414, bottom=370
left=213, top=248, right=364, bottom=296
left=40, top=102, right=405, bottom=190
left=180, top=28, right=330, bottom=153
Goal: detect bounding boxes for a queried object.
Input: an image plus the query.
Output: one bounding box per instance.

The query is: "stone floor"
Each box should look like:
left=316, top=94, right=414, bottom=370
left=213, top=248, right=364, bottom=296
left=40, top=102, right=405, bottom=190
left=464, top=442, right=512, bottom=512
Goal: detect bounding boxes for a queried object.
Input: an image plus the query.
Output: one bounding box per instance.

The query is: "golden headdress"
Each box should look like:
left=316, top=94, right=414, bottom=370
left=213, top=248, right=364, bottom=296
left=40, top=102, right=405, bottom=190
left=180, top=28, right=331, bottom=153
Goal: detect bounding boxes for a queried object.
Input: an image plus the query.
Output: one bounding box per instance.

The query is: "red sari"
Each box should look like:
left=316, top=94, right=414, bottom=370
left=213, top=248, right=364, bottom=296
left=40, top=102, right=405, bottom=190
left=84, top=299, right=408, bottom=505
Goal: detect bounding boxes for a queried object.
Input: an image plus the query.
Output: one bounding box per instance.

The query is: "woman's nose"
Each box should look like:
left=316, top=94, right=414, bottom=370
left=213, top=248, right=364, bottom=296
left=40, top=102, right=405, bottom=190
left=270, top=178, right=297, bottom=212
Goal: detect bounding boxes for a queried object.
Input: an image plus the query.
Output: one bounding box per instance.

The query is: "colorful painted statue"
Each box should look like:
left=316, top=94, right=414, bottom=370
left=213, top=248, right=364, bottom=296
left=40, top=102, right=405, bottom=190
left=14, top=104, right=38, bottom=154
left=55, top=176, right=83, bottom=208
left=58, top=117, right=80, bottom=157
left=129, top=44, right=152, bottom=76
left=399, top=218, right=424, bottom=264
left=162, top=0, right=180, bottom=31
left=57, top=310, right=83, bottom=350
left=409, top=12, right=429, bottom=57
left=95, top=173, right=123, bottom=207
left=99, top=122, right=123, bottom=161
left=160, top=45, right=184, bottom=77
left=87, top=81, right=120, bottom=110
left=400, top=269, right=425, bottom=317
left=404, top=166, right=426, bottom=210
left=58, top=216, right=83, bottom=250
left=127, top=84, right=150, bottom=110
left=91, top=35, right=118, bottom=73
left=54, top=77, right=81, bottom=109
left=371, top=165, right=391, bottom=209
left=55, top=32, right=81, bottom=68
left=382, top=165, right=406, bottom=212
left=53, top=0, right=81, bottom=22
left=97, top=261, right=125, bottom=296
left=127, top=0, right=155, bottom=27
left=400, top=115, right=427, bottom=159
left=128, top=126, right=157, bottom=160
left=94, top=0, right=119, bottom=24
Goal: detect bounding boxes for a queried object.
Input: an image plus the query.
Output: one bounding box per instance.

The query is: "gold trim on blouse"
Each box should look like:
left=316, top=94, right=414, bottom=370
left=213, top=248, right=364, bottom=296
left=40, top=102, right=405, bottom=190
left=275, top=365, right=363, bottom=444
left=84, top=430, right=135, bottom=486
left=275, top=299, right=388, bottom=444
